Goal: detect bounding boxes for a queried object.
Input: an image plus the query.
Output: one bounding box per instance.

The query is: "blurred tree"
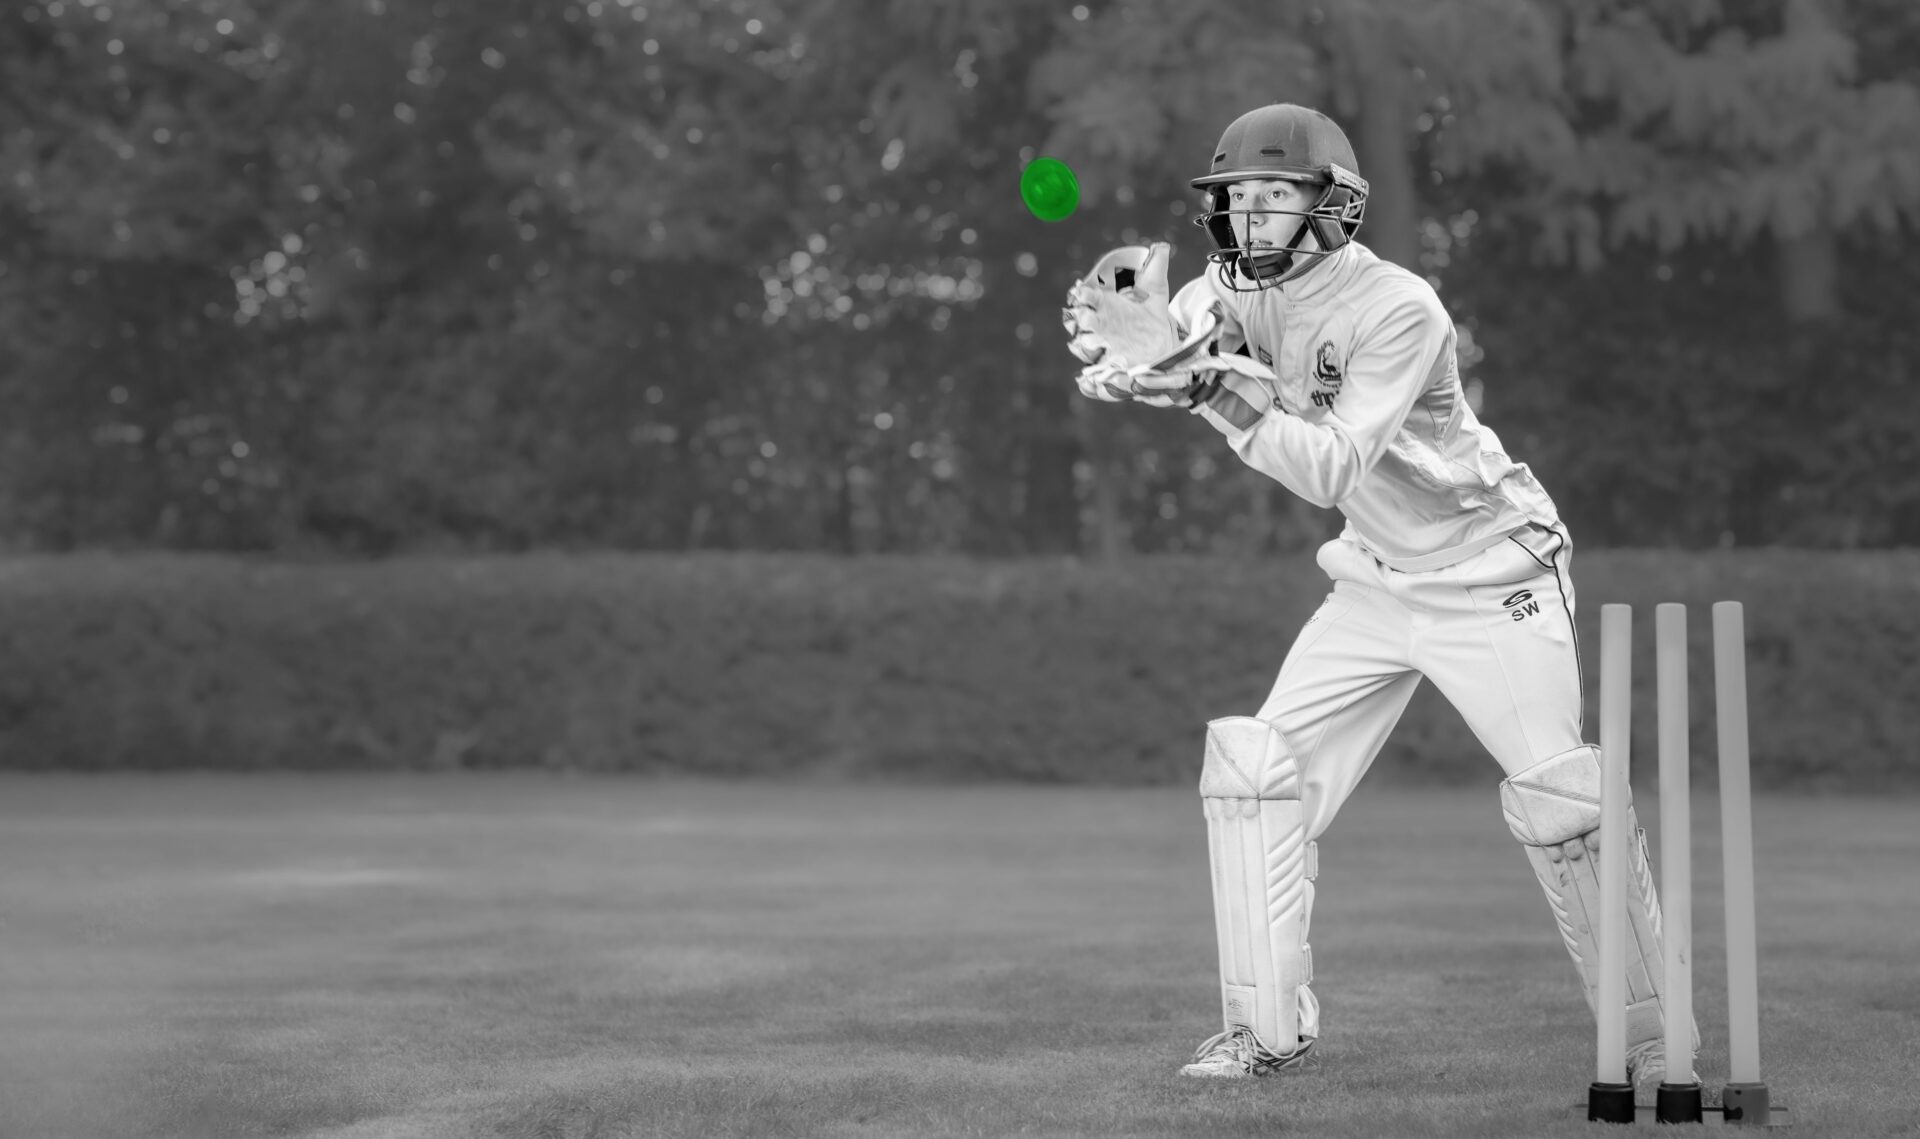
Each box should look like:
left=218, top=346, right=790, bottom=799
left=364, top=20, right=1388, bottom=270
left=0, top=0, right=1914, bottom=553
left=1506, top=0, right=1920, bottom=322
left=0, top=0, right=283, bottom=546
left=1436, top=0, right=1920, bottom=546
left=751, top=0, right=1095, bottom=554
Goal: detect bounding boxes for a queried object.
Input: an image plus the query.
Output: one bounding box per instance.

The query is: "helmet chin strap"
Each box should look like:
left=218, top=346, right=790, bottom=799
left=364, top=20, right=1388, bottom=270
left=1217, top=227, right=1325, bottom=291
left=1239, top=249, right=1294, bottom=280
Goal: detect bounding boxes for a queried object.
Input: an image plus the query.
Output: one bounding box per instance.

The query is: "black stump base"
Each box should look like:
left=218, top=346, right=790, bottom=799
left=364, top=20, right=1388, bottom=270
left=1658, top=1081, right=1705, bottom=1124
left=1589, top=1081, right=1637, bottom=1123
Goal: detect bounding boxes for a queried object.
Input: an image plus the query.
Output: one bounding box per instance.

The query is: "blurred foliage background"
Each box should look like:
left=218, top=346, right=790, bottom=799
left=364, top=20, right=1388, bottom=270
left=6, top=0, right=1919, bottom=557
left=4, top=0, right=1917, bottom=782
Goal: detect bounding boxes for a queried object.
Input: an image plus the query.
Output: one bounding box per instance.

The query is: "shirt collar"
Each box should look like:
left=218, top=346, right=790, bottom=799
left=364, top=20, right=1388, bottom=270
left=1278, top=241, right=1364, bottom=303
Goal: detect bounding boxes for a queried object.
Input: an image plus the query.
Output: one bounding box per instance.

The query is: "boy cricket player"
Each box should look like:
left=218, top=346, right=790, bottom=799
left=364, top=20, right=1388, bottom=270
left=1060, top=103, right=1694, bottom=1100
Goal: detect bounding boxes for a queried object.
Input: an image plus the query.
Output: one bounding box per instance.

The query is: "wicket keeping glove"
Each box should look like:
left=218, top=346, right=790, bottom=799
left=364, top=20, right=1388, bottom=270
left=1074, top=359, right=1204, bottom=408
left=1066, top=244, right=1235, bottom=408
left=1076, top=349, right=1280, bottom=414
left=1062, top=243, right=1181, bottom=370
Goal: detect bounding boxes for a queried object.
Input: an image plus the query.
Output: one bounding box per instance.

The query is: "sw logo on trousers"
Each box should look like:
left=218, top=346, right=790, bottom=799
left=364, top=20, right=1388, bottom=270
left=1503, top=589, right=1540, bottom=621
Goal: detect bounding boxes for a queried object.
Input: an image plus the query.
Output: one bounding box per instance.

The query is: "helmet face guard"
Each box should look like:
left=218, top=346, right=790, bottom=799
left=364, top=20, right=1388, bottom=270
left=1193, top=162, right=1369, bottom=291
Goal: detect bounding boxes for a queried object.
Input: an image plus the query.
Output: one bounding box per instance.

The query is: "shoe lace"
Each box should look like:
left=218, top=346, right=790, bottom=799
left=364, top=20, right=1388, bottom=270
left=1623, top=1038, right=1663, bottom=1077
left=1192, top=1026, right=1293, bottom=1070
left=1190, top=1028, right=1252, bottom=1065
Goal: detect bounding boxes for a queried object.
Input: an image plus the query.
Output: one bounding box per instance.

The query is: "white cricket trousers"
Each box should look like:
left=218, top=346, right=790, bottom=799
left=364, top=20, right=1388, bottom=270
left=1261, top=522, right=1585, bottom=842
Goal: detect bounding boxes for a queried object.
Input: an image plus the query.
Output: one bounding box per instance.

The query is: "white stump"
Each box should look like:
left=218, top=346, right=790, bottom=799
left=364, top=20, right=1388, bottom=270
left=1655, top=603, right=1693, bottom=1086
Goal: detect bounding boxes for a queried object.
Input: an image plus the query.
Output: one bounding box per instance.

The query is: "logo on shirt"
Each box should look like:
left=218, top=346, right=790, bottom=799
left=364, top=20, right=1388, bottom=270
left=1311, top=341, right=1344, bottom=408
left=1502, top=589, right=1541, bottom=621
left=1313, top=342, right=1344, bottom=388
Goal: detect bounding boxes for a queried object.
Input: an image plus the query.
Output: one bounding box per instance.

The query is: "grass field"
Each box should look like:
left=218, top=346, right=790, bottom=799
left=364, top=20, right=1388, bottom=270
left=5, top=774, right=1916, bottom=1139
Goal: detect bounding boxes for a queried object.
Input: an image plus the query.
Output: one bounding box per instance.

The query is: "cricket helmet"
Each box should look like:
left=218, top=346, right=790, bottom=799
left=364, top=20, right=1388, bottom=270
left=1192, top=104, right=1369, bottom=289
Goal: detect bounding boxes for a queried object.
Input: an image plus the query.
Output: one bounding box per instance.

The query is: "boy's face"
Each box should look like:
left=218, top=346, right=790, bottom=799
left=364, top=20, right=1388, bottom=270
left=1225, top=178, right=1319, bottom=255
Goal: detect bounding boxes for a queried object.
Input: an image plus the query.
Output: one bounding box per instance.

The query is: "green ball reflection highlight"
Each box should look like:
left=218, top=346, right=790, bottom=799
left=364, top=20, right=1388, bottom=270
left=1020, top=157, right=1080, bottom=222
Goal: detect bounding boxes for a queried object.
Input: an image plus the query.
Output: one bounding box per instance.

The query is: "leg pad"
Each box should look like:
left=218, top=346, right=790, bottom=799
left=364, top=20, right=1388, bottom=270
left=1201, top=717, right=1317, bottom=1053
left=1502, top=746, right=1695, bottom=1058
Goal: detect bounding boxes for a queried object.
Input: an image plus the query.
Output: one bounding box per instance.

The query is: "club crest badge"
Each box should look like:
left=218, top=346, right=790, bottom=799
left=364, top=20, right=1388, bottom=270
left=1310, top=341, right=1344, bottom=408
left=1313, top=342, right=1344, bottom=389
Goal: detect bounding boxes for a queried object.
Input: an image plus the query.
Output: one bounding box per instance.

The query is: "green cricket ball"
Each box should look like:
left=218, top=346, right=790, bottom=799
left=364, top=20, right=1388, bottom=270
left=1020, top=156, right=1080, bottom=222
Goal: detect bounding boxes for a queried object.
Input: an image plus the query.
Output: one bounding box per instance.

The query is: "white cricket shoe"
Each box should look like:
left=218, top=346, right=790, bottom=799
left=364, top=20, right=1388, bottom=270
left=1624, top=1039, right=1704, bottom=1105
left=1178, top=1027, right=1314, bottom=1078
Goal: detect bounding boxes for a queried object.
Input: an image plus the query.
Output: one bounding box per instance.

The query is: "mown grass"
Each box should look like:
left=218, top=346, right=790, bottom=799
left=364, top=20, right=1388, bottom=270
left=4, top=773, right=1915, bottom=1138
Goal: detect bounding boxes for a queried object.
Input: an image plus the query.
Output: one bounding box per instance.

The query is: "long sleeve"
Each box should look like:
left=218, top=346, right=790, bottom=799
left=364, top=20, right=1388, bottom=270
left=1192, top=294, right=1450, bottom=509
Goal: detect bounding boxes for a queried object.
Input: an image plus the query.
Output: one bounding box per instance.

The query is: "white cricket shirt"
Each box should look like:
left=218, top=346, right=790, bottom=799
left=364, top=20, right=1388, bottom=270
left=1180, top=241, right=1561, bottom=572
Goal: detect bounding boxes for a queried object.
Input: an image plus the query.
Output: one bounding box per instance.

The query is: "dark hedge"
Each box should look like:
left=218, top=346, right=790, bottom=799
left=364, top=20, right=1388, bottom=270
left=0, top=551, right=1913, bottom=790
